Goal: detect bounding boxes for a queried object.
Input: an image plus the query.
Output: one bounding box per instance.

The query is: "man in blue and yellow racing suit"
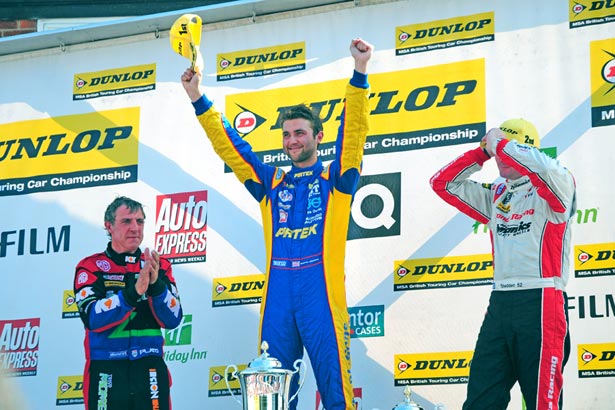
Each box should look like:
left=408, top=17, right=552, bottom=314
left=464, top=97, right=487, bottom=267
left=181, top=38, right=373, bottom=410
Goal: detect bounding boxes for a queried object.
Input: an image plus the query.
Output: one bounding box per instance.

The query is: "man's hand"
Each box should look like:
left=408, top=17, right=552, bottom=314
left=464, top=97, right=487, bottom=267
left=483, top=127, right=505, bottom=157
left=181, top=68, right=203, bottom=102
left=350, top=38, right=373, bottom=74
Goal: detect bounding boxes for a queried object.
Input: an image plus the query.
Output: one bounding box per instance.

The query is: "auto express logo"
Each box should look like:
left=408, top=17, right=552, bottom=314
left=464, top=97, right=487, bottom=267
left=348, top=172, right=401, bottom=240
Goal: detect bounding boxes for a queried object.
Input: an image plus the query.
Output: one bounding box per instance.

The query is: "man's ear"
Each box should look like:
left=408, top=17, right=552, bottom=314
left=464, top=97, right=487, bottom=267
left=315, top=131, right=324, bottom=144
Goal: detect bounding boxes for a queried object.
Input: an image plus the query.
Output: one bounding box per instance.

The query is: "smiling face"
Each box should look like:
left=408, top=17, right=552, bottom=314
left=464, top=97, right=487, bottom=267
left=105, top=205, right=145, bottom=253
left=282, top=118, right=323, bottom=168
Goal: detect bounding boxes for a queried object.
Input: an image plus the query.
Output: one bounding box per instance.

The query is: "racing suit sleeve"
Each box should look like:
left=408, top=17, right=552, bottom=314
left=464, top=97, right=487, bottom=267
left=192, top=96, right=275, bottom=201
left=74, top=262, right=138, bottom=333
left=332, top=70, right=371, bottom=193
left=146, top=258, right=183, bottom=329
left=494, top=139, right=576, bottom=219
left=429, top=147, right=493, bottom=224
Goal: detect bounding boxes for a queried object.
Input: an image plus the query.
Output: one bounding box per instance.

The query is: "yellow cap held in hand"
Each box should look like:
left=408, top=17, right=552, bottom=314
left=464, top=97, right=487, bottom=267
left=170, top=14, right=203, bottom=72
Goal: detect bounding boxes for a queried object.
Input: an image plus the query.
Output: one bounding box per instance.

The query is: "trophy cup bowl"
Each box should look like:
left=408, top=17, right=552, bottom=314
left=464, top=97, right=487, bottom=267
left=226, top=341, right=306, bottom=410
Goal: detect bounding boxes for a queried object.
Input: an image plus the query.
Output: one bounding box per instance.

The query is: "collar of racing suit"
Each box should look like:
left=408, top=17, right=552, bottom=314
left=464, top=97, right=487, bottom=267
left=287, top=159, right=323, bottom=180
left=105, top=242, right=142, bottom=266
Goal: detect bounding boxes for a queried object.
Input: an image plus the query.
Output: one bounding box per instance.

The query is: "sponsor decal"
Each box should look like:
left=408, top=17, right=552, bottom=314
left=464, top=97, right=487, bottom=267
left=394, top=254, right=493, bottom=291
left=567, top=293, right=615, bottom=319
left=149, top=368, right=160, bottom=408
left=394, top=351, right=473, bottom=386
left=348, top=172, right=401, bottom=240
left=569, top=0, right=615, bottom=28
left=577, top=342, right=615, bottom=378
left=212, top=274, right=265, bottom=307
left=315, top=387, right=362, bottom=410
left=94, top=295, right=120, bottom=313
left=62, top=290, right=79, bottom=319
left=0, top=318, right=40, bottom=377
left=348, top=305, right=384, bottom=338
left=73, top=63, right=156, bottom=100
left=574, top=242, right=615, bottom=277
left=396, top=12, right=494, bottom=55
left=0, top=225, right=70, bottom=258
left=0, top=108, right=139, bottom=197
left=216, top=42, right=306, bottom=81
left=208, top=364, right=246, bottom=397
left=155, top=191, right=207, bottom=264
left=56, top=375, right=84, bottom=405
left=222, top=60, right=485, bottom=170
left=589, top=38, right=615, bottom=127
left=163, top=315, right=207, bottom=364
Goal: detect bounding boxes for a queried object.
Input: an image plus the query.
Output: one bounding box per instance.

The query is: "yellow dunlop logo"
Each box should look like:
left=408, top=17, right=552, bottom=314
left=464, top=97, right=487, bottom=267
left=56, top=375, right=84, bottom=405
left=394, top=254, right=493, bottom=291
left=396, top=12, right=494, bottom=55
left=0, top=107, right=139, bottom=196
left=212, top=273, right=266, bottom=307
left=574, top=242, right=615, bottom=278
left=61, top=290, right=79, bottom=319
left=73, top=63, right=156, bottom=100
left=224, top=59, right=485, bottom=169
left=394, top=351, right=473, bottom=386
left=216, top=42, right=305, bottom=81
left=569, top=0, right=615, bottom=28
left=589, top=37, right=615, bottom=127
left=208, top=364, right=246, bottom=397
left=577, top=342, right=615, bottom=378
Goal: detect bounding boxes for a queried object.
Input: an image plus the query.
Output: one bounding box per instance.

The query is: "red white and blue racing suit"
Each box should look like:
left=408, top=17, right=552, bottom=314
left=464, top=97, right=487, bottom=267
left=74, top=243, right=183, bottom=410
left=430, top=140, right=576, bottom=410
left=192, top=70, right=370, bottom=410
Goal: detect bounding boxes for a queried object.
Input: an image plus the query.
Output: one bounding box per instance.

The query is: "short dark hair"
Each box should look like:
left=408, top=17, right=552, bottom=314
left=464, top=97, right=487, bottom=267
left=104, top=196, right=145, bottom=225
left=280, top=104, right=323, bottom=136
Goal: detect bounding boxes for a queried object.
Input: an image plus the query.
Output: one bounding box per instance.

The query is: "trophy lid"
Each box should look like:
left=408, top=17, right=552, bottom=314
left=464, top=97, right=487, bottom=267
left=392, top=386, right=424, bottom=410
left=247, top=341, right=283, bottom=370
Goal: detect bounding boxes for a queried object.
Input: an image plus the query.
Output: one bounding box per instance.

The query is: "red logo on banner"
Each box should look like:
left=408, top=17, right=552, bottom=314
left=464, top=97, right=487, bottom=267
left=0, top=318, right=41, bottom=377
left=155, top=191, right=208, bottom=264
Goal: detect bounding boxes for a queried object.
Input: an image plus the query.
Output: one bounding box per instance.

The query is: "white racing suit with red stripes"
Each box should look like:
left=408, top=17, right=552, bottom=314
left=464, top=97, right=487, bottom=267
left=430, top=139, right=576, bottom=410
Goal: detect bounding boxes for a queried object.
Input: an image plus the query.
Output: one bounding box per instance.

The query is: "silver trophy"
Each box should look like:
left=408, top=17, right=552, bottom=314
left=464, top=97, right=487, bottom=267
left=392, top=386, right=424, bottom=410
left=226, top=341, right=306, bottom=410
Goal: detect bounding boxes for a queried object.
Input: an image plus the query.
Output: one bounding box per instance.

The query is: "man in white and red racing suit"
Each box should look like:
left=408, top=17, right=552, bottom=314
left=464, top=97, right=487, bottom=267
left=430, top=119, right=576, bottom=410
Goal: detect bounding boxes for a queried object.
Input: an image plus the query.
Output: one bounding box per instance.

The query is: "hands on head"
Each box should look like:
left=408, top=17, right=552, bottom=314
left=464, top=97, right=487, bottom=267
left=135, top=248, right=160, bottom=296
left=481, top=128, right=505, bottom=157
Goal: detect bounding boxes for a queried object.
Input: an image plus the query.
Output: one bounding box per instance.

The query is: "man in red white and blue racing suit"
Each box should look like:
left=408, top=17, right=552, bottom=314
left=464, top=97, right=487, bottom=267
left=181, top=38, right=373, bottom=410
left=430, top=119, right=576, bottom=410
left=74, top=196, right=183, bottom=410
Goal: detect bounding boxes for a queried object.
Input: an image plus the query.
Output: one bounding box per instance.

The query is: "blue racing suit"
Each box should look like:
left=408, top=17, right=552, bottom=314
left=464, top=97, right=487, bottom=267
left=192, top=70, right=370, bottom=410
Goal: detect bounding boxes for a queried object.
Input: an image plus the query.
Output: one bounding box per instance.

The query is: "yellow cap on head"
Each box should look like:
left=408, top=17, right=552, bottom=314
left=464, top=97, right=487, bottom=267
left=499, top=118, right=540, bottom=148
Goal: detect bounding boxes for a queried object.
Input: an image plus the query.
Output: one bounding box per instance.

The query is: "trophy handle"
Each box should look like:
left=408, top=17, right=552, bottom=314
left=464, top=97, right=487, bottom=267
left=288, top=358, right=307, bottom=404
left=224, top=364, right=242, bottom=405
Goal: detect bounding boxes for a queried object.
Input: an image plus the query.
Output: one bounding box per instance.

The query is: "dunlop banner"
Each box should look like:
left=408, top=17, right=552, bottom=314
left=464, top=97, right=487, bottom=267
left=574, top=242, right=615, bottom=277
left=394, top=254, right=494, bottom=291
left=395, top=12, right=494, bottom=55
left=394, top=351, right=473, bottom=385
left=569, top=0, right=615, bottom=28
left=578, top=342, right=615, bottom=378
left=216, top=42, right=306, bottom=81
left=0, top=107, right=139, bottom=196
left=73, top=63, right=156, bottom=100
left=224, top=59, right=485, bottom=170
